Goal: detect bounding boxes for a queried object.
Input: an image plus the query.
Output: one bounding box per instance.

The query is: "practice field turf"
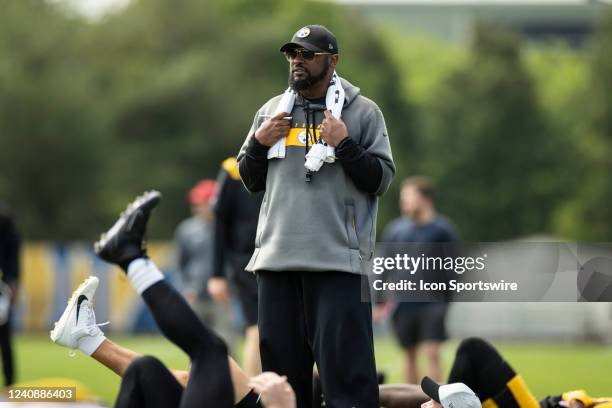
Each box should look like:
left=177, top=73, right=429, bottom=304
left=13, top=334, right=612, bottom=405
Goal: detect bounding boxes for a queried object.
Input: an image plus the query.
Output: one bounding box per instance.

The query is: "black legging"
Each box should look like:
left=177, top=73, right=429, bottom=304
left=115, top=355, right=261, bottom=408
left=115, top=280, right=234, bottom=408
left=447, top=337, right=521, bottom=404
left=115, top=355, right=183, bottom=407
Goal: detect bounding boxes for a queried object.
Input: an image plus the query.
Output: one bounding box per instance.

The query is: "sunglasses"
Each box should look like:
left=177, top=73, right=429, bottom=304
left=284, top=48, right=331, bottom=61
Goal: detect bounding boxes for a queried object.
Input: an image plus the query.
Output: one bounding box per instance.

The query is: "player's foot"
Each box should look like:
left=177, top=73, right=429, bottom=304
left=50, top=276, right=106, bottom=354
left=94, top=190, right=161, bottom=267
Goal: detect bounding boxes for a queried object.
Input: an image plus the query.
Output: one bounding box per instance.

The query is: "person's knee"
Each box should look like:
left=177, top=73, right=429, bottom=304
left=424, top=343, right=441, bottom=362
left=245, top=325, right=259, bottom=339
left=404, top=346, right=417, bottom=359
left=456, top=337, right=496, bottom=361
left=457, top=337, right=490, bottom=354
left=124, top=355, right=164, bottom=379
left=194, top=332, right=228, bottom=358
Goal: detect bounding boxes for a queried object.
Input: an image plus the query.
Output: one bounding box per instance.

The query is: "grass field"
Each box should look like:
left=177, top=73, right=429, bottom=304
left=13, top=334, right=612, bottom=405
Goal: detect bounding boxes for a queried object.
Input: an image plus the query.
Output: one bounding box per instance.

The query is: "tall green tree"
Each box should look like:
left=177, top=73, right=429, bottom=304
left=82, top=0, right=415, bottom=238
left=0, top=0, right=105, bottom=240
left=555, top=11, right=612, bottom=240
left=420, top=23, right=569, bottom=240
left=0, top=0, right=416, bottom=240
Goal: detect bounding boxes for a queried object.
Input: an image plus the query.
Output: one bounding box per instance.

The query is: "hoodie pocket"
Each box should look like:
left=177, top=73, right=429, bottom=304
left=344, top=199, right=360, bottom=250
left=255, top=195, right=268, bottom=248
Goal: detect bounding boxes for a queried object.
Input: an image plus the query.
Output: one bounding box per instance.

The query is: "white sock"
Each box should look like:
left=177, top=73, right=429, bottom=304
left=79, top=333, right=106, bottom=356
left=127, top=258, right=164, bottom=295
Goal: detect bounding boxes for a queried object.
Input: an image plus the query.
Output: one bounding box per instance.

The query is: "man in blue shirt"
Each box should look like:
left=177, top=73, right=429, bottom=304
left=378, top=177, right=458, bottom=385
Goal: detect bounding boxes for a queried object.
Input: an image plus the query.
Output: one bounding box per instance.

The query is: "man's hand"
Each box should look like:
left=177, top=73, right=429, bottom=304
left=9, top=284, right=18, bottom=305
left=373, top=302, right=392, bottom=323
left=255, top=111, right=291, bottom=147
left=183, top=289, right=197, bottom=306
left=421, top=399, right=443, bottom=408
left=207, top=277, right=230, bottom=304
left=249, top=372, right=296, bottom=408
left=319, top=110, right=348, bottom=147
left=569, top=400, right=586, bottom=408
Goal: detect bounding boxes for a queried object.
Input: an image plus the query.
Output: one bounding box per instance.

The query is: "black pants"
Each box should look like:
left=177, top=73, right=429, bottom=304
left=0, top=315, right=14, bottom=386
left=258, top=271, right=379, bottom=408
left=233, top=259, right=259, bottom=327
left=448, top=337, right=516, bottom=401
left=448, top=337, right=541, bottom=407
left=114, top=280, right=234, bottom=408
left=116, top=355, right=261, bottom=408
left=115, top=356, right=183, bottom=408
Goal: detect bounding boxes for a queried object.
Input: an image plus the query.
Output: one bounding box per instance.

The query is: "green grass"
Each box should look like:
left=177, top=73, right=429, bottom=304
left=376, top=339, right=612, bottom=398
left=14, top=334, right=612, bottom=405
left=15, top=334, right=190, bottom=405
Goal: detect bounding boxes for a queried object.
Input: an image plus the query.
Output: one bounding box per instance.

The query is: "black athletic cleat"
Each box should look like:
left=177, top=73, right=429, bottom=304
left=94, top=190, right=161, bottom=266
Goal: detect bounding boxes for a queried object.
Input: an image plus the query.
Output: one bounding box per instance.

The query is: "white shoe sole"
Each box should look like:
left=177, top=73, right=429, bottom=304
left=50, top=276, right=99, bottom=346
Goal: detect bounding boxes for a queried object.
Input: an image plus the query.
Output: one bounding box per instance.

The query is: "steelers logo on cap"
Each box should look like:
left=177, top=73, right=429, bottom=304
left=296, top=27, right=310, bottom=38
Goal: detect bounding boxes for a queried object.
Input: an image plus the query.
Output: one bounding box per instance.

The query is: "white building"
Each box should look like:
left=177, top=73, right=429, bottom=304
left=333, top=0, right=608, bottom=44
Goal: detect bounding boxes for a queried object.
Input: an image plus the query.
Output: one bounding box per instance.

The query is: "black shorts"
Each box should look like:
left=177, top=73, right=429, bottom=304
left=233, top=269, right=258, bottom=327
left=391, top=303, right=448, bottom=348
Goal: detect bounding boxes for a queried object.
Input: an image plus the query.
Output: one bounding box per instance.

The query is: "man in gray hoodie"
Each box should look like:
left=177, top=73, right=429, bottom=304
left=238, top=25, right=395, bottom=408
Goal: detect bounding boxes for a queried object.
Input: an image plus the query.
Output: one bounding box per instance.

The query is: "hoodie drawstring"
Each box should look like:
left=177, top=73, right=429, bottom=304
left=303, top=101, right=326, bottom=182
left=305, top=103, right=312, bottom=182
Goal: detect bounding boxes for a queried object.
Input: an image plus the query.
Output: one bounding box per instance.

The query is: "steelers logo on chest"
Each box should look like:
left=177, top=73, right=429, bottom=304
left=297, top=130, right=314, bottom=145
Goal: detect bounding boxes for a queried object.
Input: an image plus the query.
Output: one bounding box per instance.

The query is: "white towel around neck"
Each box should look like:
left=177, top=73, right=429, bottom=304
left=266, top=71, right=345, bottom=172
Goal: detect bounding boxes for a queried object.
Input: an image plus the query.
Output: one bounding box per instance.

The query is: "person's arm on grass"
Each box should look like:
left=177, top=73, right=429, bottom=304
left=379, top=384, right=430, bottom=408
left=91, top=338, right=189, bottom=385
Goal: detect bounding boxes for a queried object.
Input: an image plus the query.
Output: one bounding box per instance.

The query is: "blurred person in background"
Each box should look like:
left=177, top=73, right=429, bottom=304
left=207, top=157, right=263, bottom=376
left=175, top=180, right=234, bottom=349
left=376, top=177, right=458, bottom=385
left=0, top=201, right=20, bottom=386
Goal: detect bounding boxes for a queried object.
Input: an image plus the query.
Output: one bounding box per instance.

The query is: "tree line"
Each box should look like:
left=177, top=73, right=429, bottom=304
left=0, top=0, right=610, bottom=241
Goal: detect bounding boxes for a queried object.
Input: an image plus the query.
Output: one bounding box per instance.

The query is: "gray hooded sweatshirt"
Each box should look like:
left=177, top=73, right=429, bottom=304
left=238, top=78, right=395, bottom=275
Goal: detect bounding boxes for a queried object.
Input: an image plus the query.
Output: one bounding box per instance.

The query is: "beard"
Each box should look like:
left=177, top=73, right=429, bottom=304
left=288, top=58, right=330, bottom=92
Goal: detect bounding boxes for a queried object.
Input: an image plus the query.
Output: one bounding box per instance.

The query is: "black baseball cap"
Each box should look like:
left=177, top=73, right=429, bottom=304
left=421, top=376, right=481, bottom=408
left=421, top=376, right=442, bottom=402
left=280, top=25, right=339, bottom=54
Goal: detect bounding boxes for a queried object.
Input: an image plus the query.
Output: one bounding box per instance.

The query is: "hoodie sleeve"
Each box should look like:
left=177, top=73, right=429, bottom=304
left=211, top=167, right=231, bottom=278
left=237, top=110, right=270, bottom=193
left=336, top=107, right=395, bottom=196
